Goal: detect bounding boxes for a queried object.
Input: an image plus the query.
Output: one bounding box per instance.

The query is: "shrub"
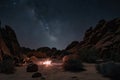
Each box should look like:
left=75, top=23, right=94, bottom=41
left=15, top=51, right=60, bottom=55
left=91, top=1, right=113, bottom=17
left=0, top=59, right=15, bottom=74
left=78, top=47, right=99, bottom=63
left=62, top=55, right=85, bottom=72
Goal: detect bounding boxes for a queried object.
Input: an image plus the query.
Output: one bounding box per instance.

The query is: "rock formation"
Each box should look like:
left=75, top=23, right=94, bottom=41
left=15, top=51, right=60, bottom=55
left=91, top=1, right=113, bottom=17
left=0, top=21, right=21, bottom=60
left=66, top=18, right=120, bottom=61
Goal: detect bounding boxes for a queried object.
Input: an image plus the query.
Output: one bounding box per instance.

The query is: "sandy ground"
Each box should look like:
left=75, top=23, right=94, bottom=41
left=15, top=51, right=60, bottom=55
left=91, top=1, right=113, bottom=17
left=0, top=60, right=110, bottom=80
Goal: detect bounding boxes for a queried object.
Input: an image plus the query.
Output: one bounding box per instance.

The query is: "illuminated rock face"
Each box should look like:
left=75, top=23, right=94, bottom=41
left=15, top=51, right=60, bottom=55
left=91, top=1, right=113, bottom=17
left=0, top=21, right=20, bottom=59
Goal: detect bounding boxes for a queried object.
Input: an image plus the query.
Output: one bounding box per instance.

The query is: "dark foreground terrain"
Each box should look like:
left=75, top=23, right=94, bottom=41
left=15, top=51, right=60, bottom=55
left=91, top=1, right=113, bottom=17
left=0, top=60, right=109, bottom=80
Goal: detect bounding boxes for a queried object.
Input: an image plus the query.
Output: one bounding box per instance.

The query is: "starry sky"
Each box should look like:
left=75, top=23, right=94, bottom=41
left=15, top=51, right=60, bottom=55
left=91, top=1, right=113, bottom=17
left=0, top=0, right=120, bottom=49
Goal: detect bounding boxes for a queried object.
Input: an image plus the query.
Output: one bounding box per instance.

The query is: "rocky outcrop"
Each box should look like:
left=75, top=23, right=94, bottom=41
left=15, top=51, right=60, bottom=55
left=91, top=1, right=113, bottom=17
left=65, top=41, right=79, bottom=50
left=0, top=30, right=11, bottom=56
left=4, top=25, right=20, bottom=55
left=0, top=21, right=21, bottom=60
left=66, top=18, right=120, bottom=61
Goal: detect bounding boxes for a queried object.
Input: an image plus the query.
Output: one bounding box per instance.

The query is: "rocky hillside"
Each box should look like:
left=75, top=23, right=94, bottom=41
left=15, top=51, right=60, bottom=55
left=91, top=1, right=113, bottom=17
left=0, top=21, right=21, bottom=60
left=66, top=18, right=120, bottom=61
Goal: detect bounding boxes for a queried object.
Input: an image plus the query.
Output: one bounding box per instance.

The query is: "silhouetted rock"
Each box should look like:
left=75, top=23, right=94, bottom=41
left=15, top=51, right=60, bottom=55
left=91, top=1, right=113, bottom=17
left=96, top=61, right=115, bottom=77
left=37, top=47, right=52, bottom=57
left=27, top=50, right=47, bottom=58
left=65, top=41, right=79, bottom=50
left=96, top=62, right=120, bottom=80
left=21, top=47, right=33, bottom=55
left=0, top=28, right=11, bottom=56
left=26, top=63, right=38, bottom=72
left=32, top=72, right=42, bottom=78
left=0, top=22, right=21, bottom=61
left=5, top=25, right=20, bottom=55
left=37, top=47, right=51, bottom=51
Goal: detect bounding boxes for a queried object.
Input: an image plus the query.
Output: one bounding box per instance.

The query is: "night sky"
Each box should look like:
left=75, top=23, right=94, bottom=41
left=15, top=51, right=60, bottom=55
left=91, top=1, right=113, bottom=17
left=0, top=0, right=120, bottom=49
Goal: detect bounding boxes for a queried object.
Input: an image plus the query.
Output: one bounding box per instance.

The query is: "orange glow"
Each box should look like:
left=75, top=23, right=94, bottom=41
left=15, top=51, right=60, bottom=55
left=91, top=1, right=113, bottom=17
left=43, top=60, right=52, bottom=66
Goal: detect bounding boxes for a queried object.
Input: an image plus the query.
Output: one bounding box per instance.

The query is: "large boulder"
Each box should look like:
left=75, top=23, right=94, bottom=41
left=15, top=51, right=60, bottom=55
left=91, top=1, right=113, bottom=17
left=96, top=61, right=115, bottom=77
left=32, top=72, right=42, bottom=78
left=26, top=63, right=38, bottom=72
left=62, top=55, right=85, bottom=72
left=0, top=22, right=21, bottom=61
left=0, top=25, right=20, bottom=55
left=96, top=62, right=120, bottom=80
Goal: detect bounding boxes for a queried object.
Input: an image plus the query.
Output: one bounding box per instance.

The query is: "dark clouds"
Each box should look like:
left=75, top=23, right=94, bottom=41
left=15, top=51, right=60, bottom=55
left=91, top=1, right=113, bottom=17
left=0, top=0, right=120, bottom=49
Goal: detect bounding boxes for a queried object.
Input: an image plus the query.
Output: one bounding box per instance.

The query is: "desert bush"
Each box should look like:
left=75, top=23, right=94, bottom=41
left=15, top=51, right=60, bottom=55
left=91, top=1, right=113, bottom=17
left=62, top=55, right=85, bottom=72
left=78, top=47, right=99, bottom=63
left=0, top=59, right=15, bottom=74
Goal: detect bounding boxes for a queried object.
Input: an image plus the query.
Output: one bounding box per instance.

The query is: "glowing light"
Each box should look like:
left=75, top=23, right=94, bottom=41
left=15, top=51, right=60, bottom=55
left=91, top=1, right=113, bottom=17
left=42, top=60, right=52, bottom=66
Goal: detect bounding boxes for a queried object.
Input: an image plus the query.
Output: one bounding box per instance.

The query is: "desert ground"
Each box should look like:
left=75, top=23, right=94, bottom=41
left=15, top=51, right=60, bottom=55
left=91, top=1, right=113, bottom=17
left=0, top=60, right=110, bottom=80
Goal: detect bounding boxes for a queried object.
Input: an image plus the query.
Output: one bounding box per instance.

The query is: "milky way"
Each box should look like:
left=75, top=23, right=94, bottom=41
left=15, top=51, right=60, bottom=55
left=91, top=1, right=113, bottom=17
left=0, top=0, right=120, bottom=49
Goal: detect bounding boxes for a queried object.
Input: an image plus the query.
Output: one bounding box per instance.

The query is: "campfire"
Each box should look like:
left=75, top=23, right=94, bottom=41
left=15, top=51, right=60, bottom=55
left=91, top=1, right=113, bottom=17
left=42, top=59, right=52, bottom=66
